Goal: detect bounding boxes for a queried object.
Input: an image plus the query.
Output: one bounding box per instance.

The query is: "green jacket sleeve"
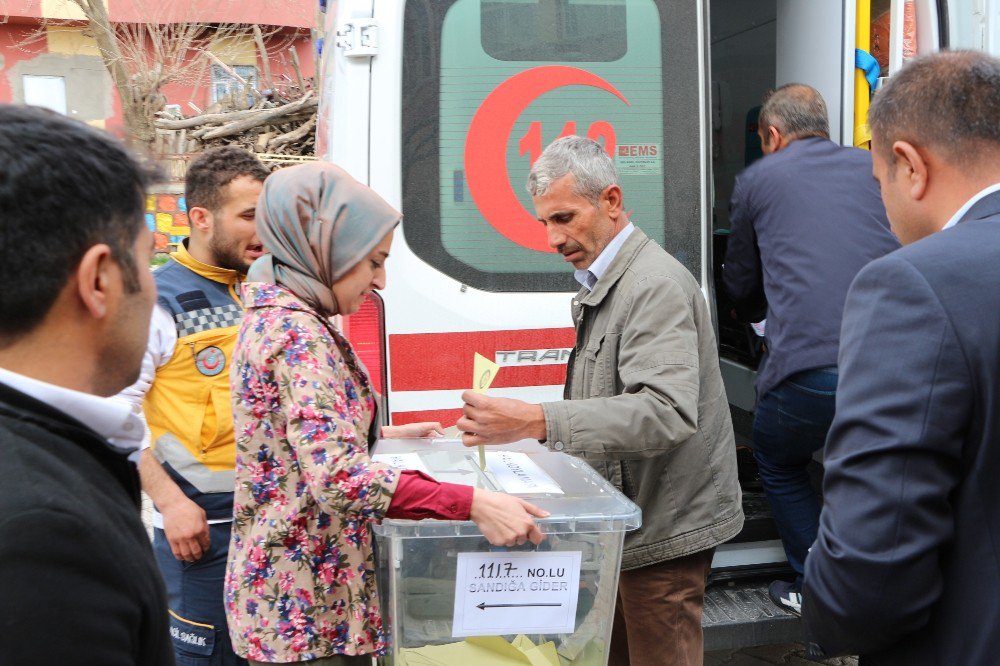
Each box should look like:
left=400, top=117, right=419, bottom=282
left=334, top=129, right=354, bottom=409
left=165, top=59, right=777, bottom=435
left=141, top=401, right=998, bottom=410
left=541, top=272, right=700, bottom=460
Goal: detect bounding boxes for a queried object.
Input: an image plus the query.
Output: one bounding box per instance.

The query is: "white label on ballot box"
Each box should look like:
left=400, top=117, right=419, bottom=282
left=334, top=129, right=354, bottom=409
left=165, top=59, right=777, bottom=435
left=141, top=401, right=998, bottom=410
left=452, top=551, right=582, bottom=637
left=486, top=451, right=563, bottom=495
left=370, top=453, right=431, bottom=476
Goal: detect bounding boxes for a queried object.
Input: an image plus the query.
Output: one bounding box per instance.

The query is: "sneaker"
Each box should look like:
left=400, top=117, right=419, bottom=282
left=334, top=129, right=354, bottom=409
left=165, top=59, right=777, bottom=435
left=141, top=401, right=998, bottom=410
left=768, top=579, right=802, bottom=615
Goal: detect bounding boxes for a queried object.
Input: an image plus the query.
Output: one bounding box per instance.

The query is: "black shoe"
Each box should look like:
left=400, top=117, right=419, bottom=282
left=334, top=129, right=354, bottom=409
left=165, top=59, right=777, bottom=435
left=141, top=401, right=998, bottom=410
left=768, top=579, right=802, bottom=615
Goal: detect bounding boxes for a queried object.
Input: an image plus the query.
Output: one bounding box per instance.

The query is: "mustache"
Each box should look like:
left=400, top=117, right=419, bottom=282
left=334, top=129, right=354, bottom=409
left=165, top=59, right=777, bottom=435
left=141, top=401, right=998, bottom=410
left=558, top=241, right=583, bottom=256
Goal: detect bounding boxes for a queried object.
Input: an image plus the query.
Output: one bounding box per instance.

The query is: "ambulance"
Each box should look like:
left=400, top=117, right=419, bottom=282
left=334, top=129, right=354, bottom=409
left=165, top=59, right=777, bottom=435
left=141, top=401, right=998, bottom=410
left=316, top=0, right=998, bottom=649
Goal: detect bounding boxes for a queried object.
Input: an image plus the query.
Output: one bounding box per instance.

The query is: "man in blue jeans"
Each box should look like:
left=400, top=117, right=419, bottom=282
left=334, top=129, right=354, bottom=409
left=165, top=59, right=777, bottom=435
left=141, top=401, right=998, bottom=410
left=723, top=84, right=899, bottom=613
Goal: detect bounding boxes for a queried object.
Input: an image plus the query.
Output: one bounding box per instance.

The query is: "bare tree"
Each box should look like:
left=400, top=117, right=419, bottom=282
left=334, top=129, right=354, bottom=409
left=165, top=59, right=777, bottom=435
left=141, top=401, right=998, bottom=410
left=9, top=0, right=298, bottom=146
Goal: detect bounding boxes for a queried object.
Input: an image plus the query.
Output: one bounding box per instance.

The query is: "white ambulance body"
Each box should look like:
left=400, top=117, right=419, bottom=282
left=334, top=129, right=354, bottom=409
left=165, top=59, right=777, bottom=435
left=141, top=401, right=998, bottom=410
left=317, top=0, right=993, bottom=427
left=317, top=0, right=994, bottom=648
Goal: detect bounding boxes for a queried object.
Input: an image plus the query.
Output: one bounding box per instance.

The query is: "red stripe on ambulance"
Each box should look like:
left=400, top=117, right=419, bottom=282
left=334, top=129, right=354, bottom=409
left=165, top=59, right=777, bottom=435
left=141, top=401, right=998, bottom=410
left=391, top=408, right=466, bottom=428
left=388, top=328, right=575, bottom=392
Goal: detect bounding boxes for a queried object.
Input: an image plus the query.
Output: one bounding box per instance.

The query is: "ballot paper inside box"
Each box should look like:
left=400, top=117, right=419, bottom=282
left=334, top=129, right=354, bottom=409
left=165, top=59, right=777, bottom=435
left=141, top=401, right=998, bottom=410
left=372, top=439, right=642, bottom=665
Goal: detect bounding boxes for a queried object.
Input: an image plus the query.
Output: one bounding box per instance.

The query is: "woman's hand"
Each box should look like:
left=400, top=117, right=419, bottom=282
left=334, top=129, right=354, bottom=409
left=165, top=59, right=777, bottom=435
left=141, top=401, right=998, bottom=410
left=381, top=422, right=445, bottom=439
left=469, top=488, right=549, bottom=547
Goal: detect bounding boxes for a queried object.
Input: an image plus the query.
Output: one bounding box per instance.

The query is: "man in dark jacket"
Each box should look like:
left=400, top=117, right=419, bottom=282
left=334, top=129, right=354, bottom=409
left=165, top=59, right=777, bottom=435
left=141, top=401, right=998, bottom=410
left=803, top=51, right=1000, bottom=664
left=723, top=84, right=899, bottom=612
left=0, top=104, right=173, bottom=664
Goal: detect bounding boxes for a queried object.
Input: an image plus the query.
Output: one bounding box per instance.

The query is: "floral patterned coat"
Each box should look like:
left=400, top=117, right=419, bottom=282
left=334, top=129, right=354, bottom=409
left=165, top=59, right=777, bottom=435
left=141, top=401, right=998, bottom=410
left=225, top=282, right=400, bottom=662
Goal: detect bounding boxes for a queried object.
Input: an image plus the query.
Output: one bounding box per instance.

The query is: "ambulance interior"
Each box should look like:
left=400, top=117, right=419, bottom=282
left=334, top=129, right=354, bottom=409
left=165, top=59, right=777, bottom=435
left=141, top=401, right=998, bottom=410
left=708, top=0, right=955, bottom=570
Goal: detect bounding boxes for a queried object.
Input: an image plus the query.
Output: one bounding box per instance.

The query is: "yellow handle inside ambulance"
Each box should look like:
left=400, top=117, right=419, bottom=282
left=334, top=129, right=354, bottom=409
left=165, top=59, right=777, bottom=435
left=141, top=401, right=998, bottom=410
left=855, top=0, right=872, bottom=149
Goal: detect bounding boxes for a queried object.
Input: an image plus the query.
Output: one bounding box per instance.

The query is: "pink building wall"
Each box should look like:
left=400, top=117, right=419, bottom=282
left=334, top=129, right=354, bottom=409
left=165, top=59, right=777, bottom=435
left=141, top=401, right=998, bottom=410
left=1, top=0, right=317, bottom=137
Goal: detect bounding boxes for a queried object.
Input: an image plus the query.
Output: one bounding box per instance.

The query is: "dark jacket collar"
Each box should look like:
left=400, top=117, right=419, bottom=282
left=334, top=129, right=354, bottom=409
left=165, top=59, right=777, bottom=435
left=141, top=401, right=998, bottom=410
left=961, top=188, right=1000, bottom=225
left=0, top=381, right=139, bottom=499
left=578, top=227, right=651, bottom=308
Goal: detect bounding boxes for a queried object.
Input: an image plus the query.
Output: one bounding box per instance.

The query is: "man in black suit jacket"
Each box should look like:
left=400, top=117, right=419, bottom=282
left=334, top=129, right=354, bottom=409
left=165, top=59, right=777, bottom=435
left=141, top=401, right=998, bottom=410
left=0, top=105, right=173, bottom=664
left=803, top=51, right=1000, bottom=664
left=723, top=84, right=899, bottom=612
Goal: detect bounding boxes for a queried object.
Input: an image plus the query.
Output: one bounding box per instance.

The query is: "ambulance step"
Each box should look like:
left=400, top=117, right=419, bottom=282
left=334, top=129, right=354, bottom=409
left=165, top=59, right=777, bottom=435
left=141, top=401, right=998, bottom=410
left=703, top=580, right=803, bottom=651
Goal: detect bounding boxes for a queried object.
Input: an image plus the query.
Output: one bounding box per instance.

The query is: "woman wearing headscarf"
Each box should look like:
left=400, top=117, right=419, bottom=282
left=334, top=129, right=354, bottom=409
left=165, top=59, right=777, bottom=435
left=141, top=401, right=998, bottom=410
left=225, top=163, right=546, bottom=665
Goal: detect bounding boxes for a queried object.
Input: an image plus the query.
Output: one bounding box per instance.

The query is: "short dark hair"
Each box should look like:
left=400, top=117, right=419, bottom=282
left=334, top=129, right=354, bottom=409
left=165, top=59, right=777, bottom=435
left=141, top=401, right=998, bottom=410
left=869, top=50, right=1000, bottom=165
left=0, top=105, right=160, bottom=345
left=759, top=83, right=830, bottom=141
left=184, top=146, right=269, bottom=213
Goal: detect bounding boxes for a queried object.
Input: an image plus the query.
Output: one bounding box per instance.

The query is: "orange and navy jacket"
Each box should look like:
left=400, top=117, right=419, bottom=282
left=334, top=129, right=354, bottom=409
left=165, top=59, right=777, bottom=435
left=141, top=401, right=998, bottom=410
left=143, top=244, right=243, bottom=521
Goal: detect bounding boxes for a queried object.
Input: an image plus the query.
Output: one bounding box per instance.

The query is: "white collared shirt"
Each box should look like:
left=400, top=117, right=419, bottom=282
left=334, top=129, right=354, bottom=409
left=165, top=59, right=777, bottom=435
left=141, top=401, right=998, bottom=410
left=574, top=223, right=635, bottom=291
left=0, top=366, right=145, bottom=461
left=116, top=305, right=177, bottom=453
left=941, top=182, right=1000, bottom=231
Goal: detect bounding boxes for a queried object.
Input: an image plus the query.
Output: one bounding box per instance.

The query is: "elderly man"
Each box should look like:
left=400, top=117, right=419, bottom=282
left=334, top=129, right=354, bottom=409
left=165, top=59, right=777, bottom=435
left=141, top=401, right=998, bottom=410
left=803, top=51, right=1000, bottom=664
left=460, top=135, right=743, bottom=666
left=723, top=84, right=899, bottom=613
left=0, top=105, right=171, bottom=663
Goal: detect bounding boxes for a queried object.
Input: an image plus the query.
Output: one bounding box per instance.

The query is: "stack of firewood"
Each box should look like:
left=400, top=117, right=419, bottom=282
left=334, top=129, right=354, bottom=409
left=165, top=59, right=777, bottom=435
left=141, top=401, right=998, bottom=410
left=154, top=90, right=318, bottom=159
left=153, top=35, right=318, bottom=162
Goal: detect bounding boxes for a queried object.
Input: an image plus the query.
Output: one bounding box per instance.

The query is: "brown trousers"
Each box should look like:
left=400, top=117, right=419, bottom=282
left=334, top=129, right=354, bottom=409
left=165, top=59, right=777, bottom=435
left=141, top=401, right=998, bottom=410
left=608, top=547, right=715, bottom=666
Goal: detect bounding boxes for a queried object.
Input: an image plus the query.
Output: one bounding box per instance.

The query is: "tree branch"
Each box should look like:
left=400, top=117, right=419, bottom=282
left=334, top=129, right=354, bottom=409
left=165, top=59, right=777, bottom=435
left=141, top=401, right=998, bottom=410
left=253, top=25, right=274, bottom=91
left=197, top=91, right=315, bottom=140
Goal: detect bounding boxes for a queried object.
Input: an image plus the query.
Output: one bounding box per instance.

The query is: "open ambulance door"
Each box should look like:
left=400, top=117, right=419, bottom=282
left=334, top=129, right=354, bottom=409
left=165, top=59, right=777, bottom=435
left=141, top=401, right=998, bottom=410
left=701, top=0, right=860, bottom=648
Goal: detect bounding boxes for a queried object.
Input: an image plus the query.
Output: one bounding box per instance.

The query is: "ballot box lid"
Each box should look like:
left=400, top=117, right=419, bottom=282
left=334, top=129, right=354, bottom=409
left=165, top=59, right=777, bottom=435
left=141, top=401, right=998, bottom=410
left=372, top=438, right=642, bottom=538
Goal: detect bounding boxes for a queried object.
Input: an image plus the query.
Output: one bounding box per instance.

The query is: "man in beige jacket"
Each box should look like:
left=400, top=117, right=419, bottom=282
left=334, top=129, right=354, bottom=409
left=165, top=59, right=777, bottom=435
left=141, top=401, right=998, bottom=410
left=459, top=135, right=744, bottom=666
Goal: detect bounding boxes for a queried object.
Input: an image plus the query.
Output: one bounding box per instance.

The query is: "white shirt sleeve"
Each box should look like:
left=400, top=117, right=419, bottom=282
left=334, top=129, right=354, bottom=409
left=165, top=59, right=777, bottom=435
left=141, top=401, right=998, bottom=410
left=113, top=305, right=177, bottom=451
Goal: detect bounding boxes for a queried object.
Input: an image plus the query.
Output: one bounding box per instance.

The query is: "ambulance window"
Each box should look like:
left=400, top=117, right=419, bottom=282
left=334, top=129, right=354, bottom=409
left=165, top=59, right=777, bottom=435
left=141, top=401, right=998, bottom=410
left=481, top=1, right=627, bottom=62
left=402, top=0, right=703, bottom=292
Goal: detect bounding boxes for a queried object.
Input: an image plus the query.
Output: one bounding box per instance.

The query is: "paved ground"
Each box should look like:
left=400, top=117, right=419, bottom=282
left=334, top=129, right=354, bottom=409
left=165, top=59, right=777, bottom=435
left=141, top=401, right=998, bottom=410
left=706, top=645, right=857, bottom=665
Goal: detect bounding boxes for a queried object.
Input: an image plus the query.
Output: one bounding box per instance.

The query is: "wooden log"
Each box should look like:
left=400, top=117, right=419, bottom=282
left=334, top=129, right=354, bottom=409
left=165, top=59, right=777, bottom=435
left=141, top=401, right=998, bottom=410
left=187, top=100, right=317, bottom=139
left=155, top=106, right=268, bottom=130
left=198, top=92, right=316, bottom=141
left=256, top=132, right=275, bottom=152
left=268, top=112, right=317, bottom=151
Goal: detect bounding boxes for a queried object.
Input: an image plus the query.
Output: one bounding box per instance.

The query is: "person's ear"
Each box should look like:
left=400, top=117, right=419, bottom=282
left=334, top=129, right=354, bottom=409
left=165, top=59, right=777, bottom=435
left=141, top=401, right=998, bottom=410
left=768, top=125, right=783, bottom=151
left=75, top=244, right=114, bottom=320
left=602, top=184, right=623, bottom=219
left=892, top=140, right=929, bottom=201
left=188, top=206, right=213, bottom=233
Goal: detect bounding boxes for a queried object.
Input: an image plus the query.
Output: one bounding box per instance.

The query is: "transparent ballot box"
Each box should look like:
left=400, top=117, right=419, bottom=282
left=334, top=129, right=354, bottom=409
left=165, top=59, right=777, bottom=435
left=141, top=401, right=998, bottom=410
left=372, top=439, right=642, bottom=666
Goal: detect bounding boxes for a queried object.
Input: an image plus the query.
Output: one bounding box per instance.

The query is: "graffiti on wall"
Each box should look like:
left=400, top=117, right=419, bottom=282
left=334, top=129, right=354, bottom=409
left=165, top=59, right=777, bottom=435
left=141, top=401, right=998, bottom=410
left=145, top=194, right=190, bottom=252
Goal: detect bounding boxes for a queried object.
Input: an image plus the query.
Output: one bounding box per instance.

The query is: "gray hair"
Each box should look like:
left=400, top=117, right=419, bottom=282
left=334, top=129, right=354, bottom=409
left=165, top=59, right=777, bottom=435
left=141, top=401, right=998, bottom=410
left=526, top=135, right=619, bottom=205
left=759, top=83, right=830, bottom=140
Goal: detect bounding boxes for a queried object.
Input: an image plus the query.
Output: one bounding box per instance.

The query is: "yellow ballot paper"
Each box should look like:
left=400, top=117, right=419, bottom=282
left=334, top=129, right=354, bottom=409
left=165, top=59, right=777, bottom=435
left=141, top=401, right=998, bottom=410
left=397, top=634, right=561, bottom=666
left=472, top=352, right=499, bottom=470
left=473, top=352, right=500, bottom=393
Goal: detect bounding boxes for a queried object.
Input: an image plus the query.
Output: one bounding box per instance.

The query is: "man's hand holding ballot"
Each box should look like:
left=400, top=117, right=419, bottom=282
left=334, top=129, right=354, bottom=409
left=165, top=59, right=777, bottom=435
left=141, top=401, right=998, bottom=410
left=458, top=391, right=547, bottom=446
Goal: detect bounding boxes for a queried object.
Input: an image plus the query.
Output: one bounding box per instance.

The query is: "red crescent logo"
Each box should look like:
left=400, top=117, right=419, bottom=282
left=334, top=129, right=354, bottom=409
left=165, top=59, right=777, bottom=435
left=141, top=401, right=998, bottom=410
left=464, top=66, right=630, bottom=253
left=203, top=352, right=221, bottom=370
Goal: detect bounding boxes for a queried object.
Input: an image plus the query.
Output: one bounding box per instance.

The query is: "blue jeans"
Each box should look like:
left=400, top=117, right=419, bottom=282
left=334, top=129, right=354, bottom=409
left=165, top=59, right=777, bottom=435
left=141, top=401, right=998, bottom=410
left=752, top=367, right=838, bottom=588
left=154, top=523, right=246, bottom=666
